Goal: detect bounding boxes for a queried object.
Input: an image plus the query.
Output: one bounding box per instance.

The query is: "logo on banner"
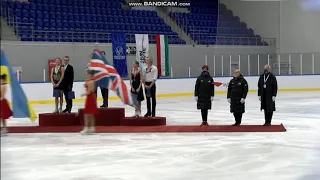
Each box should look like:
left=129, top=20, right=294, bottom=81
left=114, top=46, right=125, bottom=60
left=139, top=46, right=147, bottom=64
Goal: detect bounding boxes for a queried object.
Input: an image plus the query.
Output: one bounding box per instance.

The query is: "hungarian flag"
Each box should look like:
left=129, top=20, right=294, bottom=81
left=156, top=35, right=169, bottom=76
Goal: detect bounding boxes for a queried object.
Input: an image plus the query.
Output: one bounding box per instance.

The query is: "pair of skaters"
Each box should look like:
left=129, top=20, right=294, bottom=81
left=195, top=65, right=278, bottom=126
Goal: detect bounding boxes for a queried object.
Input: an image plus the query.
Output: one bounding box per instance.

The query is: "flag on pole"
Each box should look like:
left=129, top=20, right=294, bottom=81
left=89, top=49, right=138, bottom=108
left=156, top=35, right=169, bottom=76
left=0, top=50, right=37, bottom=122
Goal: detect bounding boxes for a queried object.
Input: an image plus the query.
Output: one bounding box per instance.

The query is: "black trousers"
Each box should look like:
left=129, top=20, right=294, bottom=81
left=233, top=113, right=243, bottom=124
left=145, top=82, right=156, bottom=116
left=100, top=88, right=109, bottom=107
left=95, top=88, right=109, bottom=106
left=63, top=88, right=73, bottom=112
left=264, top=111, right=273, bottom=123
left=201, top=109, right=208, bottom=122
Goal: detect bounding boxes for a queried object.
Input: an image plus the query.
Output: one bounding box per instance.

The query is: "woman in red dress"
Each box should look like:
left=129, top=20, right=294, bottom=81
left=1, top=74, right=13, bottom=135
left=80, top=70, right=98, bottom=134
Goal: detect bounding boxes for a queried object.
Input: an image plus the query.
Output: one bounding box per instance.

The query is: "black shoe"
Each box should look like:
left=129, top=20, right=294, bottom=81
left=151, top=113, right=155, bottom=117
left=200, top=121, right=209, bottom=126
left=232, top=123, right=240, bottom=126
left=100, top=104, right=108, bottom=108
left=263, top=123, right=271, bottom=126
left=144, top=113, right=151, bottom=117
left=62, top=109, right=68, bottom=113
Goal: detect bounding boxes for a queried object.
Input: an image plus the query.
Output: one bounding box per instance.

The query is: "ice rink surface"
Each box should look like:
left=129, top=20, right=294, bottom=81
left=1, top=92, right=320, bottom=180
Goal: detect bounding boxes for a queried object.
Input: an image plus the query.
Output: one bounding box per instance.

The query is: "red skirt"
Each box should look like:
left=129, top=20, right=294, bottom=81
left=0, top=98, right=13, bottom=119
left=84, top=93, right=98, bottom=115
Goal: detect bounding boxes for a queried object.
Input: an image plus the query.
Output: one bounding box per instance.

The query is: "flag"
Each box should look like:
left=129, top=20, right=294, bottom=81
left=89, top=49, right=138, bottom=108
left=0, top=50, right=37, bottom=122
left=135, top=34, right=149, bottom=71
left=111, top=32, right=128, bottom=77
left=156, top=35, right=170, bottom=76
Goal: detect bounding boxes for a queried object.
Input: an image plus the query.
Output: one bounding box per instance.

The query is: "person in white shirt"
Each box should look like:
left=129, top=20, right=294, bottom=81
left=143, top=57, right=158, bottom=117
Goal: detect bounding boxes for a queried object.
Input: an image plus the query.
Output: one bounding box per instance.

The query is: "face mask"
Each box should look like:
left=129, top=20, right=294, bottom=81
left=264, top=69, right=268, bottom=74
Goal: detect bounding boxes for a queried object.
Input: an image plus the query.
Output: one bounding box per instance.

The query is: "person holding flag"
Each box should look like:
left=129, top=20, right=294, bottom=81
left=88, top=49, right=139, bottom=112
left=0, top=74, right=13, bottom=135
left=0, top=50, right=37, bottom=134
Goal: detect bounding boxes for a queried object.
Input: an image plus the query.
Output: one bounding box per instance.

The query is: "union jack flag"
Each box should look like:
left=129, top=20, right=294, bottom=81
left=89, top=49, right=138, bottom=108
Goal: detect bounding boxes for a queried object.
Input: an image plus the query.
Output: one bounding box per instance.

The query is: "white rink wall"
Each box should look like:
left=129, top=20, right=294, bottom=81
left=6, top=75, right=320, bottom=104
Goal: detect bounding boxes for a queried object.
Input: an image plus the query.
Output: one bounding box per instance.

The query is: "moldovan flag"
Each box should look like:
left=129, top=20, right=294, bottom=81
left=156, top=35, right=170, bottom=76
left=0, top=50, right=37, bottom=122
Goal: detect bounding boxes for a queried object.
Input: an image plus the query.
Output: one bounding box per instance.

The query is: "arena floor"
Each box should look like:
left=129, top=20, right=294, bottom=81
left=1, top=92, right=320, bottom=180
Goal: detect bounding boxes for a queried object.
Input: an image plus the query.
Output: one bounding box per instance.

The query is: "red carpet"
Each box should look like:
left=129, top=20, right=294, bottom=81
left=7, top=124, right=286, bottom=133
left=120, top=117, right=166, bottom=126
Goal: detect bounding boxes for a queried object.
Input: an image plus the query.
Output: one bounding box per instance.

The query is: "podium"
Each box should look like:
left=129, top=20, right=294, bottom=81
left=120, top=117, right=166, bottom=126
left=39, top=113, right=80, bottom=126
left=78, top=108, right=125, bottom=126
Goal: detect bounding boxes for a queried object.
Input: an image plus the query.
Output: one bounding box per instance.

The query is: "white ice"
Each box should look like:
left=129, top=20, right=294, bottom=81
left=1, top=92, right=320, bottom=180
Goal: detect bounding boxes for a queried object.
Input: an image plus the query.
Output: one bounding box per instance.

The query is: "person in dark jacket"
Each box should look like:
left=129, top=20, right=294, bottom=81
left=258, top=65, right=278, bottom=126
left=227, top=69, right=248, bottom=126
left=194, top=65, right=215, bottom=126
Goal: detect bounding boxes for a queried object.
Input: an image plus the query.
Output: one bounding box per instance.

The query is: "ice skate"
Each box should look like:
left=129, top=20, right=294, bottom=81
left=89, top=127, right=96, bottom=133
left=53, top=108, right=59, bottom=113
left=132, top=110, right=139, bottom=117
left=80, top=127, right=90, bottom=134
left=200, top=121, right=209, bottom=127
left=1, top=128, right=8, bottom=136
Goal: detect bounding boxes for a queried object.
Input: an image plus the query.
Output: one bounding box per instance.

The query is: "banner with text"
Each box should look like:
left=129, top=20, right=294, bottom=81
left=112, top=32, right=128, bottom=77
left=135, top=34, right=149, bottom=71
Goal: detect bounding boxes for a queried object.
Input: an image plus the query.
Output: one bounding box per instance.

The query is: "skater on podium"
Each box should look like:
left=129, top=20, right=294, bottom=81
left=143, top=57, right=158, bottom=117
left=61, top=56, right=74, bottom=113
left=88, top=53, right=109, bottom=108
left=227, top=69, right=248, bottom=126
left=258, top=65, right=278, bottom=126
left=130, top=61, right=144, bottom=117
left=0, top=74, right=13, bottom=135
left=80, top=70, right=98, bottom=134
left=194, top=65, right=215, bottom=126
left=50, top=57, right=65, bottom=113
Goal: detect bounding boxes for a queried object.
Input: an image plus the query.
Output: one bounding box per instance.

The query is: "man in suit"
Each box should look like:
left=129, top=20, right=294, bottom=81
left=89, top=52, right=109, bottom=108
left=62, top=56, right=74, bottom=113
left=99, top=51, right=109, bottom=108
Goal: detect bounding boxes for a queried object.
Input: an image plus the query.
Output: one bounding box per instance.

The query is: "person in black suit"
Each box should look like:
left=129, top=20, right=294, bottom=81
left=89, top=52, right=109, bottom=108
left=98, top=51, right=109, bottom=108
left=61, top=56, right=74, bottom=113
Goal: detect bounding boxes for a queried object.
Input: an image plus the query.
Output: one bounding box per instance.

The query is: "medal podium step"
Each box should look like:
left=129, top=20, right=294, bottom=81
left=78, top=107, right=125, bottom=126
left=120, top=117, right=166, bottom=126
left=39, top=113, right=80, bottom=126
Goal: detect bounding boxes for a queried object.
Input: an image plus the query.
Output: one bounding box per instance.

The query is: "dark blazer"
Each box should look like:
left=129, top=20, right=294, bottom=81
left=62, top=64, right=74, bottom=90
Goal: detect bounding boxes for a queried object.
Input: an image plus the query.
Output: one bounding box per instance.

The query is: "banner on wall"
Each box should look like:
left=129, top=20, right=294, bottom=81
left=48, top=59, right=56, bottom=81
left=112, top=32, right=128, bottom=77
left=135, top=34, right=149, bottom=71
